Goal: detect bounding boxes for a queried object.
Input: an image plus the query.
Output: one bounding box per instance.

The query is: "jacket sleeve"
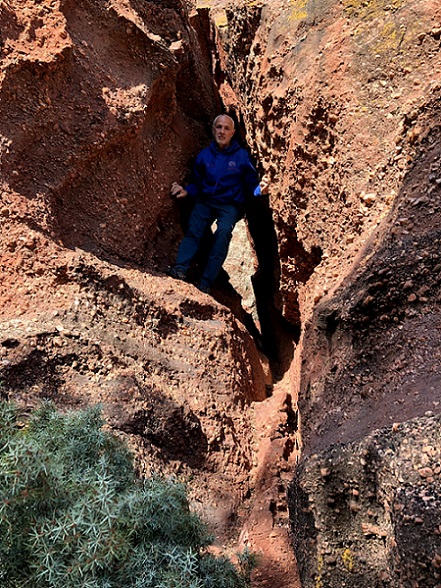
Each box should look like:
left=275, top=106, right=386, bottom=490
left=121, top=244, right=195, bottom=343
left=184, top=152, right=205, bottom=198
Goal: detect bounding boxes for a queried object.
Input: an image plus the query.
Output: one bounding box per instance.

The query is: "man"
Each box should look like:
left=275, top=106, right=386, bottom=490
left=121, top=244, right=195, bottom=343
left=169, top=114, right=267, bottom=293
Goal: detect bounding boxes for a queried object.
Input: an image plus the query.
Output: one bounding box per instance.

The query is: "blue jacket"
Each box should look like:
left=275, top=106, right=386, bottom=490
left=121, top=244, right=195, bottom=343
left=185, top=139, right=261, bottom=206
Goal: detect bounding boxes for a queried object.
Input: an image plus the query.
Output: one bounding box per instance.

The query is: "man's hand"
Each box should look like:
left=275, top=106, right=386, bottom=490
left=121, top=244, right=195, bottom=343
left=170, top=182, right=188, bottom=199
left=260, top=177, right=269, bottom=196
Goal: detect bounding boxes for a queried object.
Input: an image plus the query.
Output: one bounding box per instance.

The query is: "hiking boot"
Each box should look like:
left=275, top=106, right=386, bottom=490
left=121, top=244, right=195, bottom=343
left=166, top=267, right=187, bottom=281
left=196, top=282, right=211, bottom=294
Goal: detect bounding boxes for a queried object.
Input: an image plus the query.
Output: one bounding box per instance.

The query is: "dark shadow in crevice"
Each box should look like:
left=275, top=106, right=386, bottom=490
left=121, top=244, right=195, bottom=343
left=245, top=188, right=300, bottom=380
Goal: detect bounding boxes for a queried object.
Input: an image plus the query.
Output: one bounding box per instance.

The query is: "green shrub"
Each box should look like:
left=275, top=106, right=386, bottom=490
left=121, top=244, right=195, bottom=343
left=0, top=402, right=253, bottom=588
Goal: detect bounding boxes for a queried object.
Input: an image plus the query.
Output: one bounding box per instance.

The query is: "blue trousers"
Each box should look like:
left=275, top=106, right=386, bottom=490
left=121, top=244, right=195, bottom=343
left=175, top=200, right=242, bottom=288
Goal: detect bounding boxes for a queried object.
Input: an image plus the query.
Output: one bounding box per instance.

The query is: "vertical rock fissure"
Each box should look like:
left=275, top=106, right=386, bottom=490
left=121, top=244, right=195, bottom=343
left=191, top=6, right=300, bottom=382
left=246, top=194, right=300, bottom=377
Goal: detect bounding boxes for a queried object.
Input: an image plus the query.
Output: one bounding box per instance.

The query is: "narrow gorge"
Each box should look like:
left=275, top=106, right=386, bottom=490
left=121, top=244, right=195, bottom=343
left=1, top=1, right=440, bottom=587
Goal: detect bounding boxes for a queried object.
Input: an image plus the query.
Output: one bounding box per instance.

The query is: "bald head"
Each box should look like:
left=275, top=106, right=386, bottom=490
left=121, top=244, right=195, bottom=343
left=212, top=114, right=235, bottom=129
left=212, top=114, right=235, bottom=149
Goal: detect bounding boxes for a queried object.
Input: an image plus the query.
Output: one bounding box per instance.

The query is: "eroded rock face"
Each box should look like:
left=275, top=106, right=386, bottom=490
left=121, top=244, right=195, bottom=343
left=0, top=248, right=268, bottom=533
left=220, top=0, right=441, bottom=328
left=289, top=415, right=441, bottom=588
left=0, top=0, right=217, bottom=265
left=214, top=0, right=441, bottom=585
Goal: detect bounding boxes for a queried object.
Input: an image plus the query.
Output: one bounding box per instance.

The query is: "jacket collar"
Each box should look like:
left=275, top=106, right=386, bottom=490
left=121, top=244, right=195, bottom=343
left=210, top=139, right=240, bottom=154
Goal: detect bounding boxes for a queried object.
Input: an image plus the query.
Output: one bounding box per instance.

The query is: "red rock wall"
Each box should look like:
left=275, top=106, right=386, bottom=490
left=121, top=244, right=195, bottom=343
left=216, top=1, right=441, bottom=586
left=0, top=0, right=273, bottom=572
left=1, top=0, right=218, bottom=265
left=217, top=0, right=441, bottom=437
left=221, top=0, right=441, bottom=326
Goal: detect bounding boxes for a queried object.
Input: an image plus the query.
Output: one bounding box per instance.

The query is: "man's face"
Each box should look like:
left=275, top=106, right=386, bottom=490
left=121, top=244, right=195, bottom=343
left=212, top=116, right=235, bottom=149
